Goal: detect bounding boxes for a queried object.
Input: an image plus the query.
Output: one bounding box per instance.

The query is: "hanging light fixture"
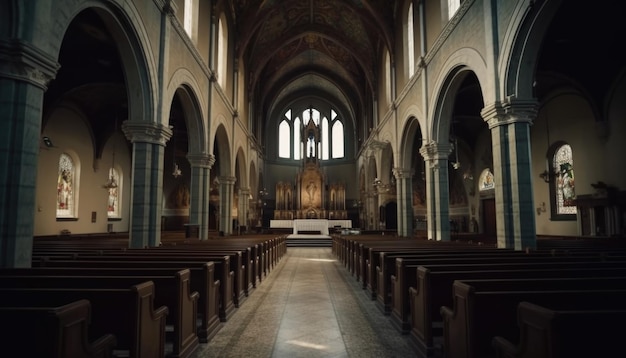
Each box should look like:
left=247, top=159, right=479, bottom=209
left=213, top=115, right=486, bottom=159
left=102, top=150, right=118, bottom=189
left=171, top=128, right=182, bottom=178
left=452, top=136, right=461, bottom=170
left=103, top=117, right=118, bottom=190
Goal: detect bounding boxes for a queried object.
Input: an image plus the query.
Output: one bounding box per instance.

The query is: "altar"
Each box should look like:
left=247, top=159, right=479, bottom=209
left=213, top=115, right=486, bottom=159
left=270, top=219, right=352, bottom=235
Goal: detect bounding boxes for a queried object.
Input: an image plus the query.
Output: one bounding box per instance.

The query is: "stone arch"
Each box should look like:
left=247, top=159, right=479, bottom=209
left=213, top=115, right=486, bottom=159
left=430, top=49, right=487, bottom=144
left=47, top=2, right=159, bottom=127
left=213, top=123, right=232, bottom=177
left=165, top=71, right=207, bottom=155
left=501, top=0, right=562, bottom=100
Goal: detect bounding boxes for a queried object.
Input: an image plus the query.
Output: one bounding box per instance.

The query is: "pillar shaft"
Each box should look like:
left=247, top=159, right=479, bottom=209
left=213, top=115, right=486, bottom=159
left=122, top=121, right=172, bottom=248
left=0, top=40, right=58, bottom=267
left=420, top=142, right=453, bottom=241
left=187, top=153, right=215, bottom=240
left=482, top=99, right=538, bottom=250
left=394, top=168, right=414, bottom=237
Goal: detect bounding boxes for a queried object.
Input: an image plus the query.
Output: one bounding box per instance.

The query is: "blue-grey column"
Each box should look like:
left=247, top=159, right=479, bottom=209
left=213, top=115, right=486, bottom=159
left=218, top=176, right=236, bottom=236
left=0, top=40, right=58, bottom=267
left=481, top=99, right=538, bottom=250
left=420, top=142, right=453, bottom=241
left=122, top=121, right=172, bottom=248
left=187, top=153, right=215, bottom=240
left=393, top=168, right=414, bottom=237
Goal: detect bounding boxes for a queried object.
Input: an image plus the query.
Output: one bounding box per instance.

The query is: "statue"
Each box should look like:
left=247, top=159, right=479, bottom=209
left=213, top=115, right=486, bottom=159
left=306, top=180, right=317, bottom=205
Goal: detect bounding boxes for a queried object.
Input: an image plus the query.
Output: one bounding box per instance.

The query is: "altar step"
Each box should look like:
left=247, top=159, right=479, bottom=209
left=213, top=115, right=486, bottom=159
left=286, top=235, right=332, bottom=247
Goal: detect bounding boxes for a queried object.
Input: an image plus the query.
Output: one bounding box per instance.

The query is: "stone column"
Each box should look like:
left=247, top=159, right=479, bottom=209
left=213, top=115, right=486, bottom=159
left=239, top=187, right=251, bottom=234
left=187, top=153, right=215, bottom=240
left=481, top=99, right=538, bottom=250
left=420, top=141, right=453, bottom=241
left=122, top=121, right=172, bottom=248
left=0, top=40, right=58, bottom=267
left=218, top=176, right=236, bottom=236
left=393, top=168, right=414, bottom=237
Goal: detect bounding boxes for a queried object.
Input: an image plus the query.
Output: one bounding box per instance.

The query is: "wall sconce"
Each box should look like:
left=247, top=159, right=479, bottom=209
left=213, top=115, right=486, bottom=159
left=539, top=170, right=550, bottom=183
left=373, top=178, right=391, bottom=193
left=42, top=136, right=54, bottom=148
left=536, top=202, right=546, bottom=215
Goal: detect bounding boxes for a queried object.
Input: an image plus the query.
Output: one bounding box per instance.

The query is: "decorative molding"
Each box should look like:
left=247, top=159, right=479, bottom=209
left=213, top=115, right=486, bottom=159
left=482, top=97, right=538, bottom=129
left=122, top=121, right=173, bottom=145
left=186, top=153, right=216, bottom=168
left=0, top=40, right=59, bottom=89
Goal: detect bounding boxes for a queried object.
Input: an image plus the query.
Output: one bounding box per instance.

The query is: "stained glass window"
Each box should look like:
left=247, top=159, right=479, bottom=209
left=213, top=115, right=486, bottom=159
left=57, top=153, right=75, bottom=217
left=478, top=168, right=495, bottom=191
left=107, top=167, right=120, bottom=218
left=553, top=144, right=576, bottom=215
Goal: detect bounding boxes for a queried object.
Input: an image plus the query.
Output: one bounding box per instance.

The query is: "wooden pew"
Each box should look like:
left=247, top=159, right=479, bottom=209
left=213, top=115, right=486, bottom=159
left=370, top=248, right=516, bottom=302
left=35, top=257, right=235, bottom=325
left=376, top=252, right=625, bottom=315
left=492, top=301, right=626, bottom=358
left=440, top=277, right=626, bottom=358
left=69, top=250, right=247, bottom=308
left=1, top=264, right=222, bottom=343
left=404, top=261, right=626, bottom=357
left=0, top=270, right=199, bottom=358
left=0, top=299, right=117, bottom=358
left=0, top=281, right=168, bottom=358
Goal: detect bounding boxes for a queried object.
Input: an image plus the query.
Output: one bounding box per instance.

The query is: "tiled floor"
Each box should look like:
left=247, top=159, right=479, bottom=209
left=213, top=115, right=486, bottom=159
left=190, top=247, right=416, bottom=358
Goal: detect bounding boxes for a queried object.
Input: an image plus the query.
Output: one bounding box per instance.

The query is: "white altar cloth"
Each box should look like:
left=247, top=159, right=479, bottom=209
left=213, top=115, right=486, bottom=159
left=270, top=219, right=352, bottom=235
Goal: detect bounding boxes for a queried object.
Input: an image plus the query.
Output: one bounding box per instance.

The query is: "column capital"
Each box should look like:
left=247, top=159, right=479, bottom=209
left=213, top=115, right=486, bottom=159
left=393, top=167, right=413, bottom=179
left=218, top=176, right=237, bottom=185
left=0, top=40, right=59, bottom=89
left=419, top=141, right=453, bottom=161
left=187, top=153, right=215, bottom=168
left=481, top=97, right=539, bottom=129
left=122, top=121, right=173, bottom=146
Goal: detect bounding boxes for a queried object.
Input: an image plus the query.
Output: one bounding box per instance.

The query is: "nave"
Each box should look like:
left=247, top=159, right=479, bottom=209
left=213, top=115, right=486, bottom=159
left=193, top=247, right=415, bottom=358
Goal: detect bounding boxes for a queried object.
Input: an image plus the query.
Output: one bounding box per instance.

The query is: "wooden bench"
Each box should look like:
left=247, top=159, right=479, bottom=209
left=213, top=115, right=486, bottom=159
left=35, top=257, right=235, bottom=325
left=0, top=299, right=117, bottom=358
left=67, top=251, right=247, bottom=308
left=0, top=270, right=199, bottom=358
left=440, top=277, right=626, bottom=358
left=0, top=281, right=168, bottom=358
left=376, top=252, right=626, bottom=315
left=404, top=261, right=626, bottom=357
left=492, top=301, right=626, bottom=358
left=1, top=264, right=222, bottom=343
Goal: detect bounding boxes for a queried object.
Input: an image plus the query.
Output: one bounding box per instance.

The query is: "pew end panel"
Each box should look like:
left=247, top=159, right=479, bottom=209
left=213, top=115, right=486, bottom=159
left=0, top=299, right=117, bottom=358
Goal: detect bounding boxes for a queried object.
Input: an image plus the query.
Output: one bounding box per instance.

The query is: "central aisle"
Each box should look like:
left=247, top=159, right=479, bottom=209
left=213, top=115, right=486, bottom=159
left=192, top=247, right=416, bottom=358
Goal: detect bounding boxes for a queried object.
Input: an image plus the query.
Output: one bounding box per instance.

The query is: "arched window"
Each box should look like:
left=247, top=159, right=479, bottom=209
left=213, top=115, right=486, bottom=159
left=321, top=117, right=329, bottom=160
left=57, top=153, right=76, bottom=218
left=406, top=3, right=415, bottom=77
left=478, top=168, right=495, bottom=192
left=551, top=143, right=577, bottom=217
left=184, top=0, right=198, bottom=42
left=277, top=106, right=345, bottom=161
left=331, top=121, right=344, bottom=159
left=217, top=16, right=228, bottom=88
left=293, top=116, right=301, bottom=160
left=278, top=120, right=290, bottom=158
left=447, top=0, right=461, bottom=20
left=107, top=167, right=121, bottom=218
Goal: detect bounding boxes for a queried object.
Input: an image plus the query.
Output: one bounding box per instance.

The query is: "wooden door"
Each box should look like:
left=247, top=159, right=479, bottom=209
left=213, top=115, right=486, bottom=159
left=482, top=198, right=496, bottom=237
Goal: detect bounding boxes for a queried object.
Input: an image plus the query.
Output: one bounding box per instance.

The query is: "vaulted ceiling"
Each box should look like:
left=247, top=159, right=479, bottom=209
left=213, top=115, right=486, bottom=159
left=227, top=0, right=397, bottom=130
